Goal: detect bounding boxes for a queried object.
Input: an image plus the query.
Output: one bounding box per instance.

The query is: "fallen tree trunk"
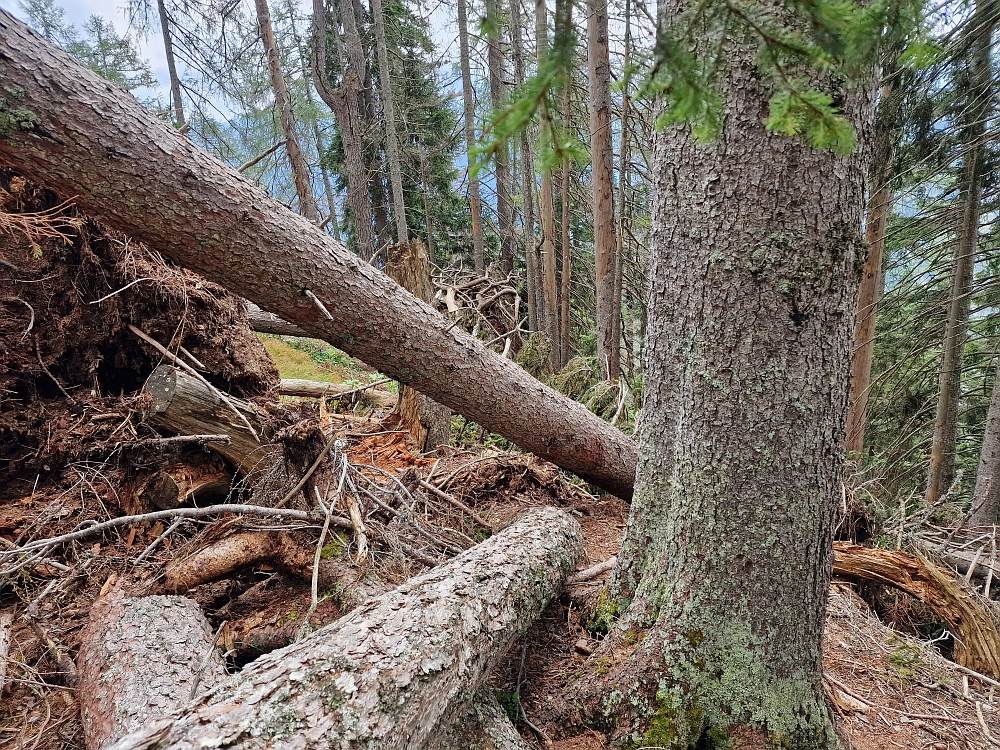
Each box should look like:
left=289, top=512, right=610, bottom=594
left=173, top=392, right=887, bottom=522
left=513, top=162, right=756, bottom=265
left=247, top=302, right=309, bottom=337
left=77, top=590, right=228, bottom=750
left=833, top=541, right=1000, bottom=679
left=0, top=14, right=637, bottom=500
left=107, top=506, right=581, bottom=750
left=278, top=378, right=395, bottom=406
left=137, top=453, right=232, bottom=510
left=143, top=365, right=280, bottom=478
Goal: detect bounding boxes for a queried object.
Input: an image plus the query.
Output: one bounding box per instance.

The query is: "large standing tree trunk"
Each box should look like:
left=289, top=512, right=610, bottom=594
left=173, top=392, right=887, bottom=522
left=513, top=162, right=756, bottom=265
left=925, top=1, right=995, bottom=504
left=253, top=0, right=319, bottom=223
left=588, top=0, right=619, bottom=381
left=457, top=0, right=486, bottom=274
left=312, top=0, right=377, bottom=259
left=370, top=0, right=408, bottom=244
left=535, top=0, right=559, bottom=366
left=971, top=360, right=1000, bottom=526
left=567, top=22, right=875, bottom=747
left=106, top=507, right=582, bottom=750
left=0, top=12, right=637, bottom=499
left=156, top=0, right=185, bottom=128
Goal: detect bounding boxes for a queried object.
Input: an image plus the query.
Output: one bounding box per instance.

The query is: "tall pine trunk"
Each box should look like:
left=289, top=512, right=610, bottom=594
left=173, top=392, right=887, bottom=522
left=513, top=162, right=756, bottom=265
left=457, top=0, right=485, bottom=274
left=370, top=0, right=408, bottom=244
left=972, top=361, right=1000, bottom=526
left=536, top=0, right=559, bottom=366
left=485, top=0, right=515, bottom=276
left=588, top=0, right=619, bottom=381
left=569, top=22, right=874, bottom=746
left=559, top=144, right=571, bottom=368
left=925, top=2, right=995, bottom=504
left=312, top=0, right=377, bottom=258
left=156, top=0, right=185, bottom=128
left=254, top=0, right=318, bottom=222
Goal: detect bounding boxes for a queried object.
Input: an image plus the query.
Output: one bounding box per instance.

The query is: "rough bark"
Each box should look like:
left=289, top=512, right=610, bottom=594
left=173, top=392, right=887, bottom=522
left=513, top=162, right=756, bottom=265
left=588, top=0, right=619, bottom=381
left=278, top=378, right=395, bottom=406
left=369, top=0, right=408, bottom=244
left=971, top=361, right=1000, bottom=526
left=254, top=0, right=318, bottom=223
left=137, top=453, right=232, bottom=510
left=311, top=0, right=377, bottom=260
left=926, top=2, right=995, bottom=505
left=78, top=590, right=227, bottom=750
left=386, top=240, right=452, bottom=452
left=0, top=14, right=637, bottom=499
left=107, top=506, right=582, bottom=750
left=142, top=365, right=278, bottom=478
left=570, top=20, right=875, bottom=747
left=510, top=0, right=537, bottom=332
left=439, top=690, right=533, bottom=750
left=156, top=0, right=185, bottom=128
left=844, top=77, right=901, bottom=454
left=457, top=0, right=485, bottom=273
left=559, top=151, right=571, bottom=369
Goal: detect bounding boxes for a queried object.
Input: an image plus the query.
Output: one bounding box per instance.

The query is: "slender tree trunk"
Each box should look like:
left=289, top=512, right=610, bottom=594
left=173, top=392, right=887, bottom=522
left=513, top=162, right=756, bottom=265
left=253, top=0, right=318, bottom=222
left=510, top=0, right=538, bottom=331
left=589, top=0, right=619, bottom=381
left=926, top=2, right=995, bottom=504
left=458, top=0, right=485, bottom=274
left=845, top=75, right=902, bottom=454
left=566, top=20, right=875, bottom=745
left=617, top=0, right=632, bottom=378
left=156, top=0, right=185, bottom=128
left=559, top=150, right=571, bottom=368
left=536, top=0, right=559, bottom=367
left=370, top=0, right=408, bottom=244
left=485, top=0, right=514, bottom=276
left=972, top=361, right=1000, bottom=526
left=311, top=0, right=377, bottom=259
left=0, top=10, right=639, bottom=498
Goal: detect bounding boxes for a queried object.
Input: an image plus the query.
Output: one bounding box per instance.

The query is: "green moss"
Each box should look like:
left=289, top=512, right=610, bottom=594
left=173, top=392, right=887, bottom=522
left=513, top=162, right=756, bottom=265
left=584, top=588, right=619, bottom=638
left=320, top=532, right=348, bottom=559
left=516, top=332, right=553, bottom=378
left=0, top=102, right=38, bottom=138
left=493, top=689, right=521, bottom=725
left=593, top=657, right=611, bottom=676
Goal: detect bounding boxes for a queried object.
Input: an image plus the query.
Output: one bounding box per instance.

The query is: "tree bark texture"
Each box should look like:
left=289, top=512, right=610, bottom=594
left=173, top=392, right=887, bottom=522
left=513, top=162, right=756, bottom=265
left=142, top=365, right=279, bottom=479
left=156, top=0, right=185, bottom=128
left=107, top=506, right=582, bottom=750
left=247, top=302, right=310, bottom=337
left=278, top=378, right=395, bottom=407
left=78, top=590, right=228, bottom=750
left=386, top=239, right=452, bottom=452
left=137, top=452, right=232, bottom=510
left=588, top=0, right=619, bottom=382
left=971, top=361, right=1000, bottom=526
left=580, top=23, right=875, bottom=747
left=457, top=0, right=485, bottom=274
left=559, top=152, right=571, bottom=370
left=369, top=0, right=408, bottom=244
left=312, top=0, right=377, bottom=260
left=253, top=0, right=318, bottom=223
left=535, top=0, right=559, bottom=365
left=0, top=13, right=638, bottom=500
left=925, top=1, right=994, bottom=505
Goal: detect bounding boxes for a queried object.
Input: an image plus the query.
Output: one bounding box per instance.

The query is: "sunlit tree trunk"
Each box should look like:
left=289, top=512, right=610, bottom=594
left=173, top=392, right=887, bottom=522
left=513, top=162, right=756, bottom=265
left=253, top=0, right=318, bottom=222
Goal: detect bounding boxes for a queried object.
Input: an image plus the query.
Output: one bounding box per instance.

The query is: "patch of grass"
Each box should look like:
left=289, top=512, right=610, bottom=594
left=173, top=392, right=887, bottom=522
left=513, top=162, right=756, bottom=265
left=261, top=336, right=344, bottom=382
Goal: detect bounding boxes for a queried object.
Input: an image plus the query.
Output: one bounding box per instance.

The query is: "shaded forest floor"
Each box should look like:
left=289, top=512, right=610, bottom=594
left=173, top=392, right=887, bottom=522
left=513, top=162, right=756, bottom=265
left=2, top=171, right=999, bottom=750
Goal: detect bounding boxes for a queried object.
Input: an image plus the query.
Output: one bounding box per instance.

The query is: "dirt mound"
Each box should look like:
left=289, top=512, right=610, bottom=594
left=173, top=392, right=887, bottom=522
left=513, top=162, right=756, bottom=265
left=0, top=170, right=277, bottom=488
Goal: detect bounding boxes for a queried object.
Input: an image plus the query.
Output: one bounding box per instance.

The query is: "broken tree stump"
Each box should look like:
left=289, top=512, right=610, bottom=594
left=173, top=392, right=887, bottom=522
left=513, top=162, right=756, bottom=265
left=142, top=365, right=280, bottom=479
left=77, top=590, right=227, bottom=750
left=107, top=506, right=582, bottom=750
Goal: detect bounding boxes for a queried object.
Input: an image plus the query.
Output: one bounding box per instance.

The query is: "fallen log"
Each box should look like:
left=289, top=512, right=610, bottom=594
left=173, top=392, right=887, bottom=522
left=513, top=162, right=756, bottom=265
left=0, top=14, right=637, bottom=500
left=143, top=365, right=280, bottom=478
left=833, top=541, right=1000, bottom=679
left=278, top=378, right=395, bottom=407
left=77, top=589, right=227, bottom=750
left=247, top=302, right=309, bottom=337
left=107, top=506, right=582, bottom=750
left=137, top=453, right=233, bottom=510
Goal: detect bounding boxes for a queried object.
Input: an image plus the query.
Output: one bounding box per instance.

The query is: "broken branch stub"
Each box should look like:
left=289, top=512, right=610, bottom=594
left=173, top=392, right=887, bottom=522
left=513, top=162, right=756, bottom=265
left=107, top=506, right=582, bottom=750
left=0, top=14, right=637, bottom=499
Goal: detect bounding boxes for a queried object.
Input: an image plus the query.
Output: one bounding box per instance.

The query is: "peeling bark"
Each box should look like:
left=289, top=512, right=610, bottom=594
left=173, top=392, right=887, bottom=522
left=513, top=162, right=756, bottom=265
left=108, top=506, right=582, bottom=750
left=0, top=14, right=637, bottom=499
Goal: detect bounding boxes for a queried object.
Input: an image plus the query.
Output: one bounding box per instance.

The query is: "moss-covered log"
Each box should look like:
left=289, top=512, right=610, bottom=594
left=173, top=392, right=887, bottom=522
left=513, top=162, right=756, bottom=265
left=107, top=506, right=582, bottom=750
